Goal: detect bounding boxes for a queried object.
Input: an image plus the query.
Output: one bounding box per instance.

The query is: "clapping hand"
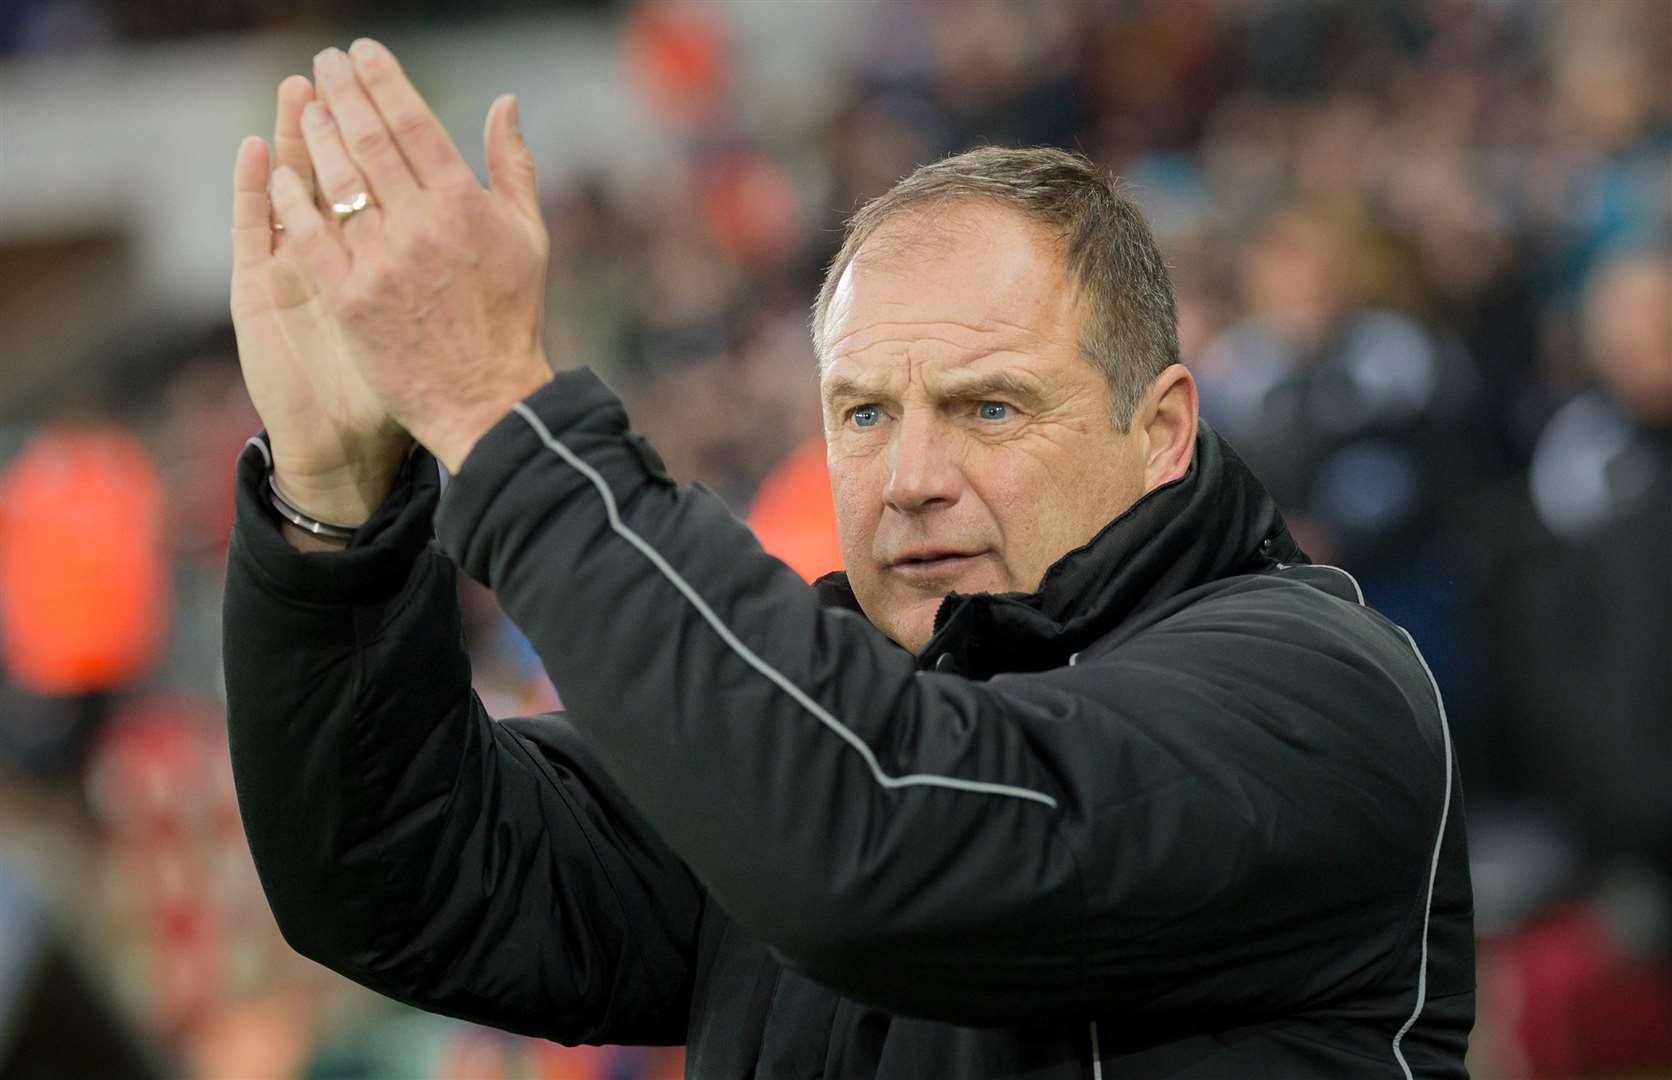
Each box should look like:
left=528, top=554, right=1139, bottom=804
left=231, top=75, right=413, bottom=539
left=234, top=38, right=552, bottom=487
left=275, top=39, right=554, bottom=473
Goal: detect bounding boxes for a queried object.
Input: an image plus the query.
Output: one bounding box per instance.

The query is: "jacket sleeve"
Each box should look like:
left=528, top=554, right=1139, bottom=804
left=434, top=370, right=1456, bottom=1028
left=222, top=436, right=703, bottom=1045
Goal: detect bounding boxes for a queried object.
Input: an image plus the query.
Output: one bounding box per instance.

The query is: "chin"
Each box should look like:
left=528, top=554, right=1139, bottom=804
left=858, top=553, right=1016, bottom=650
left=880, top=595, right=952, bottom=656
left=866, top=562, right=1016, bottom=653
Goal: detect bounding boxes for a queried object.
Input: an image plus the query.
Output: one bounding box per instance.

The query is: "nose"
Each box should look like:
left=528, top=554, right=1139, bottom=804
left=883, top=413, right=962, bottom=513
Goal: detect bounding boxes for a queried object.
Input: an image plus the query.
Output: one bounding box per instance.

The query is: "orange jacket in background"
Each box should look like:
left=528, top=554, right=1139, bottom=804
left=0, top=425, right=168, bottom=695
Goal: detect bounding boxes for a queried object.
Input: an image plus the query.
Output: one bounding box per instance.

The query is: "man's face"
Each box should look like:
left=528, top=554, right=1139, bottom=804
left=820, top=201, right=1148, bottom=654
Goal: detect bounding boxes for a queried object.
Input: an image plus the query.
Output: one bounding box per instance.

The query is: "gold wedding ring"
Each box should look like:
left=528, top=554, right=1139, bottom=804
left=331, top=190, right=374, bottom=225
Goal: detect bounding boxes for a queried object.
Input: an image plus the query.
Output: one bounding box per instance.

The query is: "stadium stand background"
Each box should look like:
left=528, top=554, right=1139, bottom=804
left=1, top=1, right=1668, bottom=1075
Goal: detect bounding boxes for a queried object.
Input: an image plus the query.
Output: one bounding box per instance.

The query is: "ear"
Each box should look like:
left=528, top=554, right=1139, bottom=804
left=1139, top=364, right=1198, bottom=493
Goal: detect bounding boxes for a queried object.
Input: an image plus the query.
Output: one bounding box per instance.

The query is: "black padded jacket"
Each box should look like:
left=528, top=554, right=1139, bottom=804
left=223, top=368, right=1474, bottom=1078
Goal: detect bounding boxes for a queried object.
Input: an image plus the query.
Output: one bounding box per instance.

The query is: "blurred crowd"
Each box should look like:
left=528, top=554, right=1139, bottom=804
left=1, top=1, right=1668, bottom=1077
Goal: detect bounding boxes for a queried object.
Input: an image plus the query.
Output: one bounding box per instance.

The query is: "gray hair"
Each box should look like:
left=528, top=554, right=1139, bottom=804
left=811, top=146, right=1180, bottom=429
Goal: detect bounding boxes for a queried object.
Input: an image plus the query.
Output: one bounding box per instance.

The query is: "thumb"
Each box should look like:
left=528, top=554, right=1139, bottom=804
left=485, top=94, right=541, bottom=228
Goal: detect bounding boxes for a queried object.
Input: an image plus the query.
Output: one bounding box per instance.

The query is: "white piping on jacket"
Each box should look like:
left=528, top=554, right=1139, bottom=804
left=1308, top=561, right=1366, bottom=605
left=1067, top=657, right=1105, bottom=1080
left=1294, top=563, right=1453, bottom=1080
left=1388, top=621, right=1453, bottom=1080
left=508, top=403, right=1059, bottom=810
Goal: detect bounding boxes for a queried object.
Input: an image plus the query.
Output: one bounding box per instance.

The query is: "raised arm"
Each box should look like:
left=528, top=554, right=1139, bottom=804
left=222, top=438, right=701, bottom=1044
left=225, top=65, right=700, bottom=1043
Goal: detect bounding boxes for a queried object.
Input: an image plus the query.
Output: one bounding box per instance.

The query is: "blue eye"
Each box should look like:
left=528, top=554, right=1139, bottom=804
left=851, top=405, right=881, bottom=428
left=978, top=401, right=1009, bottom=421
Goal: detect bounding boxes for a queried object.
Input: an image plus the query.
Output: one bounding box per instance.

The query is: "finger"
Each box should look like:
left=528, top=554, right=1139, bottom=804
left=232, top=136, right=274, bottom=269
left=312, top=47, right=418, bottom=203
left=300, top=100, right=384, bottom=250
left=347, top=38, right=477, bottom=189
left=270, top=165, right=351, bottom=288
left=485, top=94, right=542, bottom=230
left=273, top=75, right=318, bottom=206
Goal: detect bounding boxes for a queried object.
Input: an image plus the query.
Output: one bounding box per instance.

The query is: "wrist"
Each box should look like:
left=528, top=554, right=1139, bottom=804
left=274, top=458, right=407, bottom=528
left=420, top=362, right=553, bottom=473
left=270, top=444, right=411, bottom=527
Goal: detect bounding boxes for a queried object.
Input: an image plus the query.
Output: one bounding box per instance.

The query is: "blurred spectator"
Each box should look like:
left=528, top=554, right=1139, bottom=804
left=0, top=424, right=168, bottom=786
left=0, top=424, right=168, bottom=700
left=1465, top=249, right=1672, bottom=1079
left=1470, top=250, right=1672, bottom=864
left=1195, top=198, right=1488, bottom=697
left=624, top=0, right=731, bottom=132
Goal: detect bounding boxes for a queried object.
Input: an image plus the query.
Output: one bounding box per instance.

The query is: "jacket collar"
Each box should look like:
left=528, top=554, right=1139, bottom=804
left=813, top=421, right=1305, bottom=676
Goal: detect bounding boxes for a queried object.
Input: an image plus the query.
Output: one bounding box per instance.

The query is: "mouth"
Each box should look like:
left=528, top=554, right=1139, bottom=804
left=887, top=550, right=989, bottom=581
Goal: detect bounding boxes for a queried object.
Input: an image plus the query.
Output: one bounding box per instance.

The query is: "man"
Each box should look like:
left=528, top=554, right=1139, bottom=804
left=225, top=39, right=1473, bottom=1078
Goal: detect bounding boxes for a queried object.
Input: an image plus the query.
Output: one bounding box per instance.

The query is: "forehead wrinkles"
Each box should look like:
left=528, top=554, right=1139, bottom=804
left=829, top=317, right=1025, bottom=362
left=823, top=320, right=1042, bottom=401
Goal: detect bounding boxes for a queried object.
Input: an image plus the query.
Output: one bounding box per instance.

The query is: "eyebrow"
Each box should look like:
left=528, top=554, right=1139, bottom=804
left=822, top=375, right=889, bottom=409
left=936, top=370, right=1046, bottom=408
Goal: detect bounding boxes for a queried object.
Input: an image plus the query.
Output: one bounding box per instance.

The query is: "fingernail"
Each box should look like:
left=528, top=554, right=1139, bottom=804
left=349, top=38, right=379, bottom=62
left=507, top=95, right=521, bottom=136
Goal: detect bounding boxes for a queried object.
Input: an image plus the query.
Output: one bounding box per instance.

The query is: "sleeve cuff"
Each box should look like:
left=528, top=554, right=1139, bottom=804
left=434, top=367, right=655, bottom=585
left=230, top=434, right=441, bottom=606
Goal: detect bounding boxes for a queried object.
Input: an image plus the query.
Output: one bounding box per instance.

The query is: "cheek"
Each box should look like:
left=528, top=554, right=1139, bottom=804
left=966, top=455, right=1056, bottom=583
left=972, top=444, right=1131, bottom=588
left=828, top=458, right=881, bottom=560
